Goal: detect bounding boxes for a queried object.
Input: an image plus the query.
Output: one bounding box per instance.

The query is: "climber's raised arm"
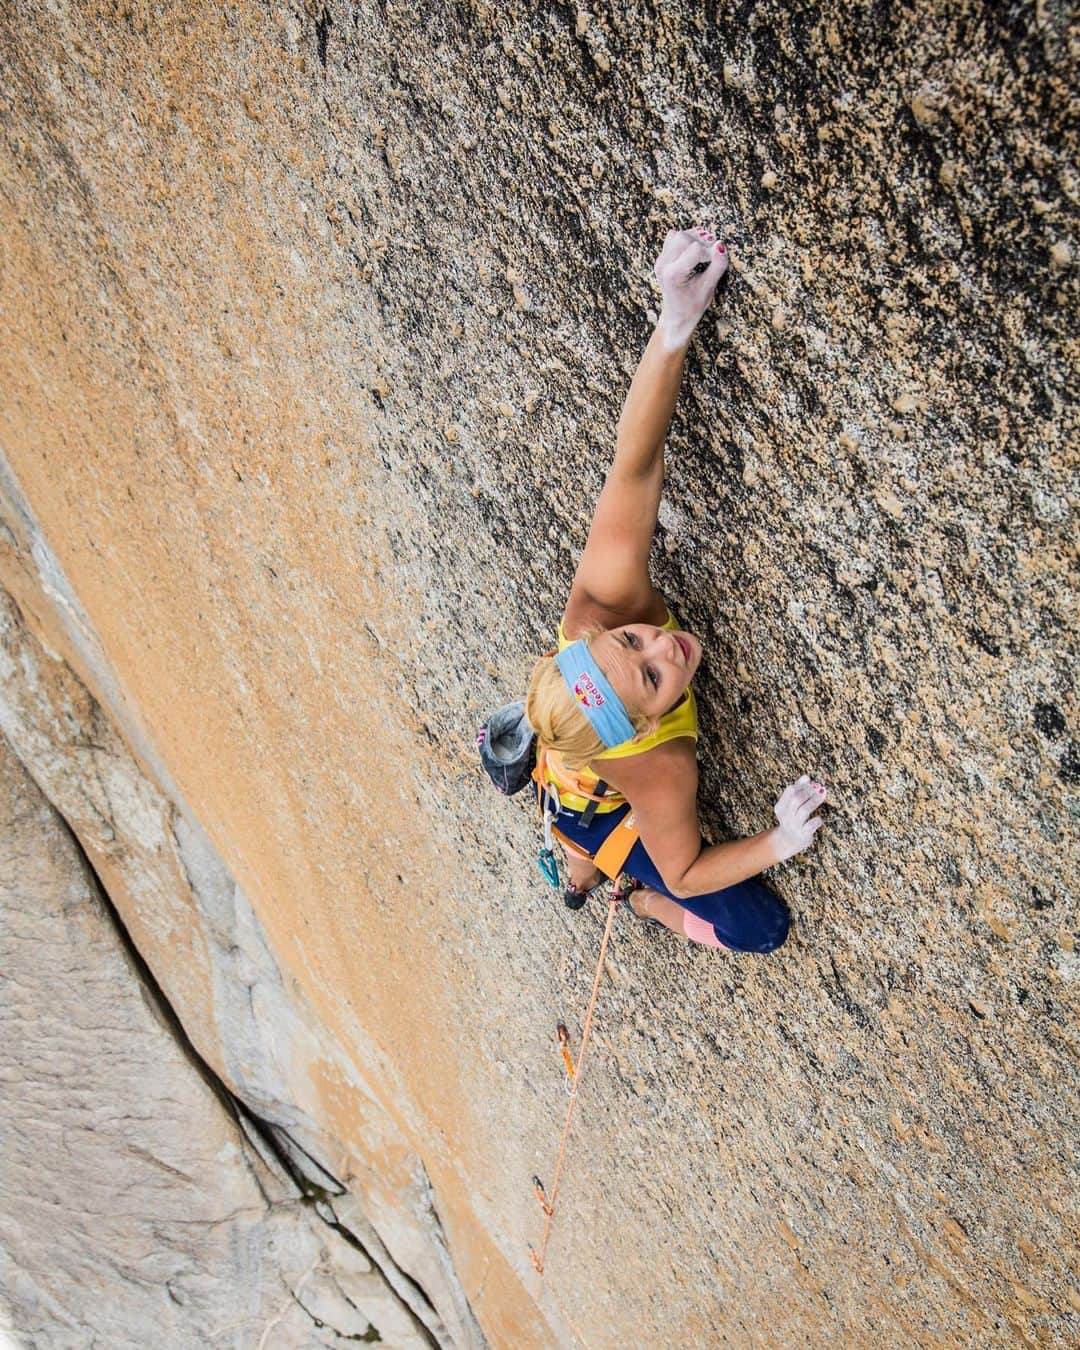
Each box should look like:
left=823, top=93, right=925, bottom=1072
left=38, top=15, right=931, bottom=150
left=566, top=229, right=728, bottom=625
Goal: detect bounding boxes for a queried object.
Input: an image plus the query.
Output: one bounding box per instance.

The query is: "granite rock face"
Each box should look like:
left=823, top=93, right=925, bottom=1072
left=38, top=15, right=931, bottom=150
left=0, top=729, right=439, bottom=1348
left=0, top=2, right=1077, bottom=1346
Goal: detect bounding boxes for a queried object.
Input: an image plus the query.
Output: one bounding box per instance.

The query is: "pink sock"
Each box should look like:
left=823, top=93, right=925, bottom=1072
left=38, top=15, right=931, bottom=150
left=682, top=911, right=730, bottom=950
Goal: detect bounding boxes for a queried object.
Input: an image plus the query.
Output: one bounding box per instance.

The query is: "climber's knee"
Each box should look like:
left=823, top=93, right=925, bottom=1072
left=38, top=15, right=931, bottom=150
left=756, top=898, right=790, bottom=953
left=713, top=880, right=791, bottom=954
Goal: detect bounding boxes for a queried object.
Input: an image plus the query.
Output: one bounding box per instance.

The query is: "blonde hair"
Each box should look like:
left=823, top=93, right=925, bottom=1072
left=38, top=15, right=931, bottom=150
left=525, top=625, right=658, bottom=769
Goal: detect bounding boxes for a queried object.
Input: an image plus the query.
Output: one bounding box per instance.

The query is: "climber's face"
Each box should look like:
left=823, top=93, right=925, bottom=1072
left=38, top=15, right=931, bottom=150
left=590, top=624, right=701, bottom=722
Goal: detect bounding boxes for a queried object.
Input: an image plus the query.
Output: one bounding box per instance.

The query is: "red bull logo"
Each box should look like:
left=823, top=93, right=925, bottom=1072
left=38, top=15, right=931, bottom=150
left=573, top=673, right=605, bottom=709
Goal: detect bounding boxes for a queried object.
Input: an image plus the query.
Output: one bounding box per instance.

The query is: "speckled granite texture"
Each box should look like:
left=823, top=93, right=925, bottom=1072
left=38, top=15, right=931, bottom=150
left=0, top=2, right=1076, bottom=1345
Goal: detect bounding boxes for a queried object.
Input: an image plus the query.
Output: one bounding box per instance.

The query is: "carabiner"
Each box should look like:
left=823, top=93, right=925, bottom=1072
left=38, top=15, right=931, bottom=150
left=537, top=848, right=559, bottom=888
left=556, top=1022, right=576, bottom=1088
left=541, top=784, right=562, bottom=852
left=532, top=1175, right=553, bottom=1216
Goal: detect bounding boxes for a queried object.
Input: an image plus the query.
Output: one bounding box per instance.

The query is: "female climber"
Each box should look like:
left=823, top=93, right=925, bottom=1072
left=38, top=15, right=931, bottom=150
left=524, top=225, right=828, bottom=953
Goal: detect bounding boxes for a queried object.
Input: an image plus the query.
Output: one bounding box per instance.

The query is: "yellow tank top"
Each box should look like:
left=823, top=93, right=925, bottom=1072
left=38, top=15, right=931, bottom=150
left=544, top=606, right=698, bottom=813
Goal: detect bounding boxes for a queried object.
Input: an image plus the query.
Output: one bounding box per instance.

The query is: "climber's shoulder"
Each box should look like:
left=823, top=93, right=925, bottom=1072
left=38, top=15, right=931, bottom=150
left=587, top=735, right=698, bottom=798
left=560, top=587, right=669, bottom=640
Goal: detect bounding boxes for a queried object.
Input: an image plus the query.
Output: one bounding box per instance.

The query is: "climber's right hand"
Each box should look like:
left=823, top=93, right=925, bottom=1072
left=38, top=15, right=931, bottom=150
left=770, top=775, right=828, bottom=863
left=653, top=225, right=728, bottom=347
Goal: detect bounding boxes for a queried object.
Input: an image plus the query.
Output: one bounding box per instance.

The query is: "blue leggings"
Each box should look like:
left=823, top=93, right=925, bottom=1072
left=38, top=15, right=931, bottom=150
left=554, top=802, right=790, bottom=954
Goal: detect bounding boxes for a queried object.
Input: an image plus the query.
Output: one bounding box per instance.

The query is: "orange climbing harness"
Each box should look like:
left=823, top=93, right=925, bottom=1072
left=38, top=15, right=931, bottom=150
left=534, top=743, right=618, bottom=807
left=532, top=746, right=641, bottom=880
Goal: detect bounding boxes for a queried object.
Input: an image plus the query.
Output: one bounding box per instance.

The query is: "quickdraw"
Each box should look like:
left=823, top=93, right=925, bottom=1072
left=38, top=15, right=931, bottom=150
left=537, top=848, right=559, bottom=887
left=532, top=1175, right=553, bottom=1217
left=556, top=1022, right=576, bottom=1093
left=537, top=782, right=562, bottom=888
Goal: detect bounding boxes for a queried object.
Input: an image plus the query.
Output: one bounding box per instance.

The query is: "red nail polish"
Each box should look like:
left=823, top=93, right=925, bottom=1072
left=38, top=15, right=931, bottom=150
left=716, top=243, right=726, bottom=252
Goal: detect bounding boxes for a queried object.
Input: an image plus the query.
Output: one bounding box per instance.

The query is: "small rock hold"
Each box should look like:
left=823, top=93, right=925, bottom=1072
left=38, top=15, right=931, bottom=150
left=496, top=401, right=515, bottom=418
left=939, top=160, right=959, bottom=187
left=761, top=170, right=778, bottom=190
left=523, top=388, right=541, bottom=412
left=874, top=488, right=905, bottom=519
left=910, top=83, right=947, bottom=126
left=985, top=913, right=1014, bottom=941
left=1049, top=240, right=1072, bottom=269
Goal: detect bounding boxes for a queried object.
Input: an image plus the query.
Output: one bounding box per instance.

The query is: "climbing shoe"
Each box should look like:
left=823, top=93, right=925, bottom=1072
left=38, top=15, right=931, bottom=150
left=611, top=874, right=663, bottom=927
left=564, top=875, right=603, bottom=910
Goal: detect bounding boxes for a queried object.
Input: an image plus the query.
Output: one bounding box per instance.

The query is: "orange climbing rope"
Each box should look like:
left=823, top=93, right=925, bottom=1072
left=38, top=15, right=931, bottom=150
left=529, top=884, right=624, bottom=1294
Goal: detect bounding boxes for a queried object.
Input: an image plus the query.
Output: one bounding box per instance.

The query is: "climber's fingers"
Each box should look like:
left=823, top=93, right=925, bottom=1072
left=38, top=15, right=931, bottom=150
left=697, top=237, right=728, bottom=286
left=655, top=224, right=710, bottom=275
left=654, top=231, right=683, bottom=276
left=659, top=235, right=727, bottom=292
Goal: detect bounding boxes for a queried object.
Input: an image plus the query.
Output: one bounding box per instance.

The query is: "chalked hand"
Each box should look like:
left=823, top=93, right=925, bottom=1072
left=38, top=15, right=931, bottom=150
left=654, top=225, right=728, bottom=347
left=770, top=774, right=828, bottom=863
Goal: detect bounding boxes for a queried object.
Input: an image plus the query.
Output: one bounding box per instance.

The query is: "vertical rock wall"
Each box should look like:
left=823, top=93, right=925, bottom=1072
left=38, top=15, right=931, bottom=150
left=0, top=727, right=437, bottom=1347
left=0, top=2, right=1076, bottom=1345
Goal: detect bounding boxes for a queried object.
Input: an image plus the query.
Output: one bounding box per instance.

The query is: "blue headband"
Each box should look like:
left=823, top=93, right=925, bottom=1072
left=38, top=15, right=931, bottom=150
left=554, top=639, right=637, bottom=748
